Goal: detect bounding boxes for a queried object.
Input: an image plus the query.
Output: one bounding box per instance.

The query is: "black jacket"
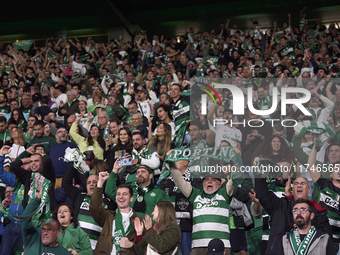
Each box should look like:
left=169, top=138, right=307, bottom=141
left=10, top=155, right=56, bottom=210
left=255, top=178, right=331, bottom=255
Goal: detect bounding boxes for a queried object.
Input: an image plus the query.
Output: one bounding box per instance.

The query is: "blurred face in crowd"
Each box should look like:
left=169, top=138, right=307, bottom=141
left=147, top=71, right=154, bottom=81
left=159, top=94, right=169, bottom=105
left=86, top=175, right=98, bottom=196
left=11, top=101, right=19, bottom=111
left=34, top=124, right=44, bottom=138
left=119, top=129, right=129, bottom=144
left=157, top=107, right=168, bottom=121
left=132, top=113, right=142, bottom=128
left=78, top=101, right=87, bottom=112
left=30, top=154, right=43, bottom=172
left=57, top=205, right=72, bottom=227
left=90, top=126, right=100, bottom=139
left=170, top=85, right=181, bottom=99
left=328, top=145, right=340, bottom=164
left=273, top=129, right=285, bottom=139
left=128, top=103, right=138, bottom=115
left=28, top=117, right=36, bottom=128
left=56, top=128, right=68, bottom=143
left=67, top=91, right=76, bottom=102
left=116, top=187, right=133, bottom=210
left=0, top=94, right=6, bottom=104
left=126, top=73, right=134, bottom=83
left=159, top=85, right=168, bottom=94
left=136, top=167, right=152, bottom=187
left=138, top=91, right=147, bottom=101
left=271, top=137, right=281, bottom=153
left=44, top=124, right=51, bottom=136
left=88, top=77, right=96, bottom=87
left=93, top=86, right=101, bottom=95
left=188, top=124, right=201, bottom=141
left=203, top=177, right=221, bottom=195
left=293, top=202, right=314, bottom=229
left=97, top=113, right=108, bottom=127
left=107, top=96, right=116, bottom=106
left=132, top=133, right=145, bottom=151
left=21, top=95, right=31, bottom=107
left=292, top=177, right=310, bottom=200
left=257, top=87, right=265, bottom=99
left=109, top=122, right=119, bottom=135
left=41, top=221, right=61, bottom=246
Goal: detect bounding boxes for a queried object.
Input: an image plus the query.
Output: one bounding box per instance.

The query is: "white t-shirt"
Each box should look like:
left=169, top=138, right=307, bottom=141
left=215, top=125, right=242, bottom=147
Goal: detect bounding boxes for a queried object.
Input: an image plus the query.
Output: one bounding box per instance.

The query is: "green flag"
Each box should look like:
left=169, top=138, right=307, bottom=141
left=10, top=173, right=51, bottom=222
left=13, top=40, right=33, bottom=52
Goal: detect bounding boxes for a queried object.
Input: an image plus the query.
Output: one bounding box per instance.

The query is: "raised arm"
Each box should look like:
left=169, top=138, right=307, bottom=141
left=306, top=140, right=320, bottom=183
left=61, top=165, right=81, bottom=202
left=90, top=171, right=111, bottom=227
left=104, top=158, right=124, bottom=200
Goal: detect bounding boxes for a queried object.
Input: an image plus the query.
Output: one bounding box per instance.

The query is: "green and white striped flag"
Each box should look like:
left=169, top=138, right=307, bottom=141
left=64, top=147, right=90, bottom=174
left=10, top=173, right=51, bottom=222
left=174, top=121, right=187, bottom=148
left=294, top=120, right=335, bottom=142
left=13, top=40, right=33, bottom=52
left=79, top=54, right=89, bottom=63
left=47, top=50, right=57, bottom=60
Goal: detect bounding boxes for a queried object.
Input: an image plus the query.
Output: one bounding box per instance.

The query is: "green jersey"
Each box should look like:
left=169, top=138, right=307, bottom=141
left=279, top=41, right=296, bottom=58
left=313, top=178, right=340, bottom=240
left=171, top=96, right=190, bottom=133
left=78, top=195, right=104, bottom=250
left=0, top=130, right=10, bottom=142
left=189, top=187, right=231, bottom=248
left=24, top=130, right=32, bottom=143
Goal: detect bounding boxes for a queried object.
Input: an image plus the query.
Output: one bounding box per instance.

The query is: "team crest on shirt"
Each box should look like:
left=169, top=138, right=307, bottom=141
left=177, top=198, right=189, bottom=210
left=150, top=192, right=156, bottom=197
left=137, top=196, right=143, bottom=202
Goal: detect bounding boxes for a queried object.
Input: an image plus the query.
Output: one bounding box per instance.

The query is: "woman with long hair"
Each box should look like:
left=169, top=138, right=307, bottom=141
left=70, top=114, right=105, bottom=160
left=106, top=127, right=133, bottom=171
left=7, top=109, right=27, bottom=132
left=134, top=201, right=181, bottom=255
left=147, top=123, right=174, bottom=163
left=4, top=126, right=27, bottom=170
left=44, top=123, right=55, bottom=138
left=75, top=100, right=88, bottom=126
left=53, top=204, right=92, bottom=255
left=252, top=135, right=295, bottom=164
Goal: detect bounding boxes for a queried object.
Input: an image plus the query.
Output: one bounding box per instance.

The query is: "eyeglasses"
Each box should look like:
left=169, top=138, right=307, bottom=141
left=98, top=116, right=107, bottom=119
left=292, top=208, right=309, bottom=214
left=41, top=228, right=58, bottom=233
left=189, top=128, right=199, bottom=132
left=132, top=118, right=141, bottom=121
left=293, top=182, right=307, bottom=187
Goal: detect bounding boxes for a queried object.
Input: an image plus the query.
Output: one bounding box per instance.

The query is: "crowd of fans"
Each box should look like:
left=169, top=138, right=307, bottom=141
left=1, top=8, right=340, bottom=255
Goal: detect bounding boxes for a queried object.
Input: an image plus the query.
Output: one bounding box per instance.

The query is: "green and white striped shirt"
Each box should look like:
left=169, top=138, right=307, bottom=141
left=189, top=187, right=231, bottom=248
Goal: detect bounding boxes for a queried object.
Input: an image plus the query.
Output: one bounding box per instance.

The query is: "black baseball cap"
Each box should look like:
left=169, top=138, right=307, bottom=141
left=206, top=239, right=224, bottom=255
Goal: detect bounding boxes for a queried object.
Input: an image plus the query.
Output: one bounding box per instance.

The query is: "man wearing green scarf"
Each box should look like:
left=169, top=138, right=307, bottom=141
left=280, top=199, right=335, bottom=255
left=90, top=172, right=140, bottom=255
